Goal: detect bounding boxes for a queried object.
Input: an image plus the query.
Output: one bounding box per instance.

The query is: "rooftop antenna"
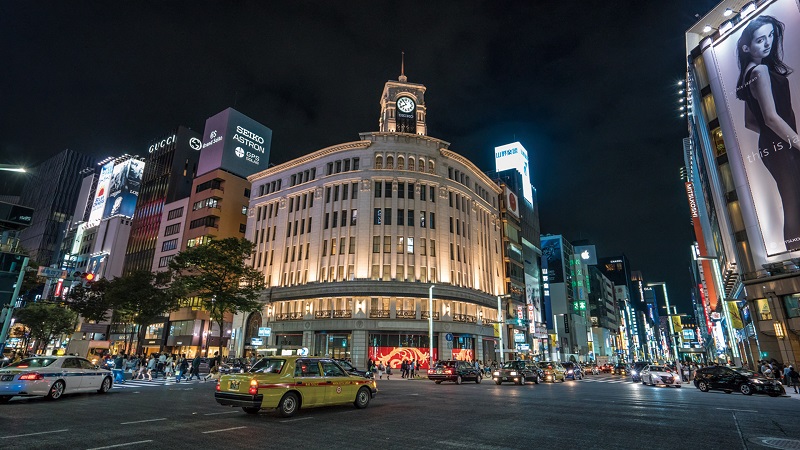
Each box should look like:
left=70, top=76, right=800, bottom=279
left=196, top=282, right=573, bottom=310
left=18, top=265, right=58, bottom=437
left=399, top=52, right=407, bottom=82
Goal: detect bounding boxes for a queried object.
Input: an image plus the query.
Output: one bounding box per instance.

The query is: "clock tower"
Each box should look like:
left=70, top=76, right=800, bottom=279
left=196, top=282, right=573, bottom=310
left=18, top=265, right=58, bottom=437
left=378, top=56, right=427, bottom=136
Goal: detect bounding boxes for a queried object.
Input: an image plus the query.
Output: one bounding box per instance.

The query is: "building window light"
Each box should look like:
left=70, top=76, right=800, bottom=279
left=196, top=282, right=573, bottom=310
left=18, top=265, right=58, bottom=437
left=723, top=7, right=734, bottom=17
left=741, top=2, right=756, bottom=19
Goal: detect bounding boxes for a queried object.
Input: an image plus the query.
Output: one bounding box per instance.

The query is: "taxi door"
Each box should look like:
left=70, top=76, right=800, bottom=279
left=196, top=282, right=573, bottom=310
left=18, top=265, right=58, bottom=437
left=78, top=358, right=103, bottom=390
left=320, top=359, right=357, bottom=405
left=294, top=359, right=324, bottom=407
left=60, top=357, right=86, bottom=391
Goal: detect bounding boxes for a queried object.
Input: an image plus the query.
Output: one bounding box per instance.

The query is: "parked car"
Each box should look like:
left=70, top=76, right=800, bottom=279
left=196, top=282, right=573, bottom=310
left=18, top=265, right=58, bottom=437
left=215, top=356, right=377, bottom=417
left=428, top=360, right=482, bottom=384
left=0, top=356, right=113, bottom=402
left=492, top=360, right=541, bottom=385
left=335, top=359, right=371, bottom=378
left=640, top=365, right=682, bottom=387
left=630, top=361, right=651, bottom=382
left=694, top=366, right=785, bottom=397
left=562, top=362, right=583, bottom=380
left=537, top=361, right=566, bottom=382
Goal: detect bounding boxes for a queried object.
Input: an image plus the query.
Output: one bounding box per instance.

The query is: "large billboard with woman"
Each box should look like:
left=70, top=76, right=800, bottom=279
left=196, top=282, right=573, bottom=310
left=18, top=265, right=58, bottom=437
left=709, top=0, right=800, bottom=258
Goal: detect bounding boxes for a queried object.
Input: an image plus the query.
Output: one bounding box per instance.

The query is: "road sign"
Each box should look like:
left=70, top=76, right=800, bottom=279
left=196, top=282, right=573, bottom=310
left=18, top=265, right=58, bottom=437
left=37, top=267, right=65, bottom=278
left=445, top=333, right=453, bottom=342
left=258, top=327, right=271, bottom=337
left=250, top=338, right=263, bottom=346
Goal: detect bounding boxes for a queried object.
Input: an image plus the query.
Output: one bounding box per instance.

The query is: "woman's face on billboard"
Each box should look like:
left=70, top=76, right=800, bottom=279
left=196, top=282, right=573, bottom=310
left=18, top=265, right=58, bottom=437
left=744, top=23, right=775, bottom=60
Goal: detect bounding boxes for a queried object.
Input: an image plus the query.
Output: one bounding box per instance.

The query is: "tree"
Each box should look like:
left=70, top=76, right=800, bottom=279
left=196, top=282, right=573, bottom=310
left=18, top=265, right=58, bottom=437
left=107, top=270, right=178, bottom=354
left=14, top=303, right=77, bottom=354
left=170, top=237, right=264, bottom=356
left=66, top=278, right=113, bottom=323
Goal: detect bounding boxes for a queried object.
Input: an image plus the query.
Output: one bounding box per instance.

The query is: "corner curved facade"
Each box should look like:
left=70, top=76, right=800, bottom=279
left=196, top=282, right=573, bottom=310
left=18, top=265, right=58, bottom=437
left=238, top=129, right=505, bottom=370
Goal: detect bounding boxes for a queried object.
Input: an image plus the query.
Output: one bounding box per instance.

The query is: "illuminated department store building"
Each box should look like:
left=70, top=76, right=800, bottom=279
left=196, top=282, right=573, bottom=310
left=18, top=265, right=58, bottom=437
left=234, top=72, right=506, bottom=369
left=685, top=0, right=800, bottom=365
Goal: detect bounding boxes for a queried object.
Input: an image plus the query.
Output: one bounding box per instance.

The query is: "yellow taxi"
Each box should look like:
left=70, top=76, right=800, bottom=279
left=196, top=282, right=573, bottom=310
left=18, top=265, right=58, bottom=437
left=214, top=356, right=377, bottom=417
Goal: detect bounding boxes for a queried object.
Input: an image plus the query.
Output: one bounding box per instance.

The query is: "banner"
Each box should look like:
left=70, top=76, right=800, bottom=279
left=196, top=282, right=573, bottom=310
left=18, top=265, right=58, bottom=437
left=368, top=346, right=437, bottom=370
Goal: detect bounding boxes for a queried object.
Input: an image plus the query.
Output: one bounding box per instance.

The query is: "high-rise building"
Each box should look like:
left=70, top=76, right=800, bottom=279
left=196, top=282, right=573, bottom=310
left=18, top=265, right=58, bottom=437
left=236, top=72, right=505, bottom=370
left=17, top=149, right=94, bottom=266
left=682, top=0, right=800, bottom=366
left=123, top=126, right=201, bottom=275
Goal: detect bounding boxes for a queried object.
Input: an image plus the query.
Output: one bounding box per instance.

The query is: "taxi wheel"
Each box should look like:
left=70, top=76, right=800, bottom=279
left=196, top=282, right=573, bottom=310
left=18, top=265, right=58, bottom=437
left=456, top=375, right=462, bottom=385
left=46, top=381, right=65, bottom=401
left=354, top=387, right=371, bottom=409
left=278, top=392, right=300, bottom=418
left=242, top=407, right=260, bottom=414
left=0, top=396, right=11, bottom=404
left=98, top=377, right=112, bottom=394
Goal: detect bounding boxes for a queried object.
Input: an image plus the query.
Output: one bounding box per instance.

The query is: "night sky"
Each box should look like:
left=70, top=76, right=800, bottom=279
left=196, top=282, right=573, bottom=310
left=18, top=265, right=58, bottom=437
left=0, top=1, right=723, bottom=313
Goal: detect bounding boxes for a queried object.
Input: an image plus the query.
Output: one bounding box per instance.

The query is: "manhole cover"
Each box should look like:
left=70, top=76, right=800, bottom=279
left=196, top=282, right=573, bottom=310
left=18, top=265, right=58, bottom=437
left=753, top=437, right=800, bottom=449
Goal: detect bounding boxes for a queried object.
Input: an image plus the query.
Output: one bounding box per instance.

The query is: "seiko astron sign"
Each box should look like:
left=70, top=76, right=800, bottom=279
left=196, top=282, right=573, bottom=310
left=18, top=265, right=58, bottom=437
left=197, top=108, right=272, bottom=178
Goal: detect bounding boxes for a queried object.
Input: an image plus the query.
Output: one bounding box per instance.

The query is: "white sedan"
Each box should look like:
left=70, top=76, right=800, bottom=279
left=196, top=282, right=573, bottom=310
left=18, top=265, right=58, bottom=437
left=640, top=365, right=682, bottom=387
left=0, top=356, right=114, bottom=402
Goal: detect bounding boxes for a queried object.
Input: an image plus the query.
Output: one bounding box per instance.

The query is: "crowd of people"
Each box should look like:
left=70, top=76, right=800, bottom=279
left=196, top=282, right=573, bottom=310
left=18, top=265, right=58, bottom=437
left=104, top=351, right=222, bottom=384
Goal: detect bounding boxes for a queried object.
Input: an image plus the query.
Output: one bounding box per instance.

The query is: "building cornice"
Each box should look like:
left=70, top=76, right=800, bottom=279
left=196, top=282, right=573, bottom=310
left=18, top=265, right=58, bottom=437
left=248, top=140, right=373, bottom=183
left=440, top=149, right=503, bottom=194
left=359, top=131, right=449, bottom=149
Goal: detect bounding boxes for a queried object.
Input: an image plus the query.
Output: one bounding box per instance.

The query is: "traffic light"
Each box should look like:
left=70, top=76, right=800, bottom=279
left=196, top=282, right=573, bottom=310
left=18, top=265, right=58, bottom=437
left=72, top=271, right=96, bottom=285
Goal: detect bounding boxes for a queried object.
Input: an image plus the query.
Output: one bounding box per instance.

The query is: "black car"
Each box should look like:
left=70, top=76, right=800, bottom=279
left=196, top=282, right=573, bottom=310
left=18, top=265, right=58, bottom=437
left=335, top=359, right=371, bottom=378
left=562, top=362, right=583, bottom=380
left=694, top=366, right=785, bottom=397
left=612, top=364, right=628, bottom=376
left=427, top=360, right=482, bottom=384
left=492, top=360, right=542, bottom=385
left=630, top=361, right=651, bottom=382
left=219, top=358, right=253, bottom=375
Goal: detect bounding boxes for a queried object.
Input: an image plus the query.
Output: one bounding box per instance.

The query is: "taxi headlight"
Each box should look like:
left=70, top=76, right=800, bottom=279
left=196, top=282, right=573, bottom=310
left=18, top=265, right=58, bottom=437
left=510, top=371, right=517, bottom=376
left=631, top=370, right=637, bottom=375
left=567, top=370, right=573, bottom=374
left=493, top=371, right=500, bottom=377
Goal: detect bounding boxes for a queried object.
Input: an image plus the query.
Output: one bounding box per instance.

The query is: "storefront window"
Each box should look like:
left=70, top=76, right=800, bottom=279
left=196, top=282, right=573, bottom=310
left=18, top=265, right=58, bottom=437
left=783, top=294, right=800, bottom=318
left=145, top=323, right=164, bottom=340
left=314, top=333, right=351, bottom=359
left=755, top=299, right=772, bottom=320
left=169, top=320, right=195, bottom=336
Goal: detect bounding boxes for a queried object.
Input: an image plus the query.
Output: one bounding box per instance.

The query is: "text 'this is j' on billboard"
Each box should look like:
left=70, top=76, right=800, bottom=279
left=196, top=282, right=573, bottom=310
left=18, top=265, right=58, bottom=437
left=706, top=0, right=800, bottom=261
left=198, top=108, right=273, bottom=179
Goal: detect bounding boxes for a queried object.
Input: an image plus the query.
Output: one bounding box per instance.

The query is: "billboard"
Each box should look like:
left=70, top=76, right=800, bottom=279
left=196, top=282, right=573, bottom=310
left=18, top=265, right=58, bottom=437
left=574, top=245, right=597, bottom=266
left=103, top=159, right=145, bottom=219
left=541, top=236, right=564, bottom=283
left=88, top=161, right=114, bottom=226
left=198, top=108, right=272, bottom=179
left=707, top=0, right=800, bottom=258
left=504, top=187, right=520, bottom=219
left=495, top=142, right=533, bottom=205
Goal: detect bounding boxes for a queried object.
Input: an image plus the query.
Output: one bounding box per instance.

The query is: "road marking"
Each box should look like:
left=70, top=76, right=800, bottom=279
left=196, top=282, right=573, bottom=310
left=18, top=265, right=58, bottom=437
left=119, top=418, right=167, bottom=425
left=203, top=411, right=240, bottom=416
left=86, top=440, right=153, bottom=450
left=279, top=417, right=314, bottom=423
left=1, top=429, right=69, bottom=439
left=716, top=407, right=758, bottom=413
left=202, top=426, right=247, bottom=434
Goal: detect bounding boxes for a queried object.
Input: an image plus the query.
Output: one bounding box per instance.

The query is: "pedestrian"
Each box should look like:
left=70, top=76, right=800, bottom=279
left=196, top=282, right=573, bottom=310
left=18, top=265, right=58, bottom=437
left=205, top=351, right=220, bottom=381
left=377, top=361, right=385, bottom=380
left=784, top=364, right=792, bottom=386
left=789, top=366, right=800, bottom=394
left=145, top=354, right=156, bottom=381
left=188, top=355, right=201, bottom=381
left=385, top=362, right=392, bottom=380
left=176, top=354, right=189, bottom=383
left=401, top=360, right=407, bottom=378
left=113, top=353, right=126, bottom=384
left=165, top=354, right=174, bottom=379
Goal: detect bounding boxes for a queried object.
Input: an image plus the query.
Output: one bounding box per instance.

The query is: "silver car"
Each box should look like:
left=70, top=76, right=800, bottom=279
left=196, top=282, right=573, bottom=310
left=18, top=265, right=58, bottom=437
left=0, top=356, right=114, bottom=402
left=640, top=365, right=682, bottom=387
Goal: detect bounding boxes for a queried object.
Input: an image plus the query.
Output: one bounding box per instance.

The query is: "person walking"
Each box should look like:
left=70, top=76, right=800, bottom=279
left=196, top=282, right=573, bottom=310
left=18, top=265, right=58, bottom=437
left=789, top=366, right=800, bottom=394
left=204, top=351, right=220, bottom=381
left=385, top=362, right=392, bottom=380
left=145, top=354, right=156, bottom=381
left=165, top=354, right=174, bottom=379
left=188, top=355, right=201, bottom=381
left=113, top=353, right=126, bottom=384
left=377, top=361, right=385, bottom=380
left=176, top=354, right=189, bottom=383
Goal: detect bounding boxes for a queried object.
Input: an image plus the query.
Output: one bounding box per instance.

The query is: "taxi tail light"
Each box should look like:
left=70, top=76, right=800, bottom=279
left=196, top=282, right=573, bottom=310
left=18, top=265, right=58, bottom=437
left=249, top=379, right=258, bottom=395
left=18, top=372, right=44, bottom=380
left=445, top=369, right=453, bottom=374
left=428, top=369, right=434, bottom=374
left=215, top=381, right=221, bottom=392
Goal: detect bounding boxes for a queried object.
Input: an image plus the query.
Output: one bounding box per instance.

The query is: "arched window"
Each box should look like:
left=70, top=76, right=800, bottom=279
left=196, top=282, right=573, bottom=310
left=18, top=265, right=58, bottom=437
left=428, top=160, right=434, bottom=173
left=418, top=158, right=426, bottom=172
left=245, top=311, right=263, bottom=341
left=386, top=156, right=394, bottom=169
left=397, top=156, right=405, bottom=170
left=408, top=158, right=416, bottom=171
left=375, top=155, right=383, bottom=169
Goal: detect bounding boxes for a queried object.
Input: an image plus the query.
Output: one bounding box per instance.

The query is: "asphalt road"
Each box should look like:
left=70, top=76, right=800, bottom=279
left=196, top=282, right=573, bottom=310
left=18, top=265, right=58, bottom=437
left=2, top=374, right=800, bottom=450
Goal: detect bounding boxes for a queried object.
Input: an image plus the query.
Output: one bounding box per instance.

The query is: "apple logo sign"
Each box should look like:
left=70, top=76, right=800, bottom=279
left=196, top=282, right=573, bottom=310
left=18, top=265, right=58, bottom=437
left=581, top=250, right=590, bottom=260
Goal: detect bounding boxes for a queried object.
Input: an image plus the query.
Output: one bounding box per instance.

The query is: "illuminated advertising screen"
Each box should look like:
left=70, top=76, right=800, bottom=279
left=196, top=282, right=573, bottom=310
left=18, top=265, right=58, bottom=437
left=88, top=161, right=114, bottom=226
left=504, top=187, right=520, bottom=219
left=198, top=108, right=272, bottom=178
left=574, top=245, right=597, bottom=266
left=494, top=142, right=533, bottom=205
left=103, top=159, right=144, bottom=219
left=541, top=236, right=564, bottom=283
left=708, top=0, right=800, bottom=258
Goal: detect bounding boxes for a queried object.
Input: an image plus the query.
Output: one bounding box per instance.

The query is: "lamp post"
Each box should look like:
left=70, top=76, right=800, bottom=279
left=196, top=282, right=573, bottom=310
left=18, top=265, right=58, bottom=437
left=553, top=313, right=566, bottom=362
left=648, top=282, right=677, bottom=362
left=428, top=285, right=434, bottom=369
left=694, top=255, right=741, bottom=365
left=497, top=294, right=511, bottom=364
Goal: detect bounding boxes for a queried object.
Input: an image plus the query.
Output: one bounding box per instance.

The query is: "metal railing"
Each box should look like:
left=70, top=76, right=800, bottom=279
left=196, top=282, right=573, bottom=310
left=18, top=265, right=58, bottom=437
left=396, top=310, right=416, bottom=319
left=275, top=312, right=303, bottom=321
left=421, top=311, right=440, bottom=320
left=453, top=314, right=477, bottom=323
left=369, top=309, right=390, bottom=318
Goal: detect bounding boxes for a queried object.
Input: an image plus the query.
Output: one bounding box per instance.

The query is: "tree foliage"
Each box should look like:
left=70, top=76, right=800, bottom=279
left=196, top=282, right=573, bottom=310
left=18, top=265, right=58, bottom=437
left=14, top=303, right=77, bottom=353
left=66, top=278, right=113, bottom=323
left=170, top=237, right=264, bottom=355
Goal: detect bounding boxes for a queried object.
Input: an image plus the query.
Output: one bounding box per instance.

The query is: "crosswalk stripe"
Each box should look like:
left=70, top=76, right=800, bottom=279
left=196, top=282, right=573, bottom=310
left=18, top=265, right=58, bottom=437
left=112, top=379, right=209, bottom=389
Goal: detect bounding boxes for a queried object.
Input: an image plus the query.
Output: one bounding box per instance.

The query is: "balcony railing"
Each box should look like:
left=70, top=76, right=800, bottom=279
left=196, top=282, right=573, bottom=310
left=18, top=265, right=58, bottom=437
left=421, top=311, right=440, bottom=320
left=369, top=309, right=390, bottom=319
left=453, top=314, right=477, bottom=323
left=396, top=310, right=416, bottom=319
left=333, top=309, right=352, bottom=319
left=275, top=312, right=304, bottom=321
left=315, top=310, right=332, bottom=319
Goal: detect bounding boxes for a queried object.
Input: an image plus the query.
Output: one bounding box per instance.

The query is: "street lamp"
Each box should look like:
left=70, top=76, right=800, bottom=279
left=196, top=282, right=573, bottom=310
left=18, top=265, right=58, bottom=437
left=497, top=294, right=511, bottom=364
left=648, top=282, right=677, bottom=361
left=553, top=313, right=566, bottom=362
left=428, top=285, right=434, bottom=369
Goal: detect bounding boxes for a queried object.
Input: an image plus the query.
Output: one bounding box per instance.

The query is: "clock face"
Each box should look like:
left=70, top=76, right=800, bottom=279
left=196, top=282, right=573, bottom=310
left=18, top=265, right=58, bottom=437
left=396, top=97, right=415, bottom=113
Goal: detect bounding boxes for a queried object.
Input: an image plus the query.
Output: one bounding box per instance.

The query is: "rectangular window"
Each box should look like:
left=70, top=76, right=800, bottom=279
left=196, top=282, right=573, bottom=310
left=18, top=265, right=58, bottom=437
left=408, top=183, right=414, bottom=199
left=189, top=216, right=217, bottom=230
left=397, top=237, right=404, bottom=253
left=240, top=223, right=247, bottom=233
left=309, top=195, right=314, bottom=208
left=385, top=208, right=392, bottom=225
left=334, top=185, right=340, bottom=202
left=352, top=182, right=358, bottom=199
left=449, top=217, right=454, bottom=233
left=332, top=211, right=338, bottom=228
left=420, top=238, right=427, bottom=256
left=327, top=162, right=333, bottom=176
left=431, top=241, right=436, bottom=256
left=407, top=237, right=414, bottom=254
left=373, top=236, right=380, bottom=253
left=322, top=240, right=328, bottom=256
left=331, top=239, right=337, bottom=255
left=375, top=181, right=382, bottom=198
left=430, top=186, right=435, bottom=202
left=158, top=255, right=174, bottom=268
left=289, top=197, right=294, bottom=213
left=340, top=211, right=347, bottom=227
left=342, top=184, right=349, bottom=200
left=398, top=209, right=404, bottom=226
left=349, top=237, right=356, bottom=254
left=374, top=208, right=382, bottom=225
left=307, top=218, right=312, bottom=233
left=449, top=192, right=453, bottom=207
left=383, top=236, right=391, bottom=253
left=300, top=218, right=305, bottom=235
left=385, top=181, right=392, bottom=198
left=398, top=182, right=405, bottom=199
left=450, top=243, right=455, bottom=260
left=408, top=210, right=414, bottom=226
left=302, top=194, right=307, bottom=209
left=420, top=211, right=426, bottom=228
left=339, top=237, right=345, bottom=255
left=161, top=238, right=179, bottom=252
left=456, top=220, right=460, bottom=235
left=326, top=187, right=331, bottom=203
left=344, top=159, right=351, bottom=172
left=350, top=210, right=357, bottom=226
left=353, top=158, right=360, bottom=170
left=430, top=212, right=435, bottom=229
left=167, top=207, right=184, bottom=220
left=324, top=213, right=329, bottom=230
left=164, top=223, right=180, bottom=236
left=335, top=161, right=342, bottom=173
left=420, top=185, right=426, bottom=201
